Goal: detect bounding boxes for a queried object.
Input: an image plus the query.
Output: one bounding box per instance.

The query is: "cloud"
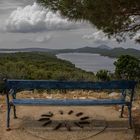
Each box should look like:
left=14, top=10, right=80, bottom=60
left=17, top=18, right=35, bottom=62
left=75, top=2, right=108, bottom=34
left=133, top=32, right=140, bottom=39
left=4, top=2, right=83, bottom=33
left=35, top=35, right=51, bottom=43
left=82, top=31, right=109, bottom=43
left=18, top=35, right=52, bottom=43
left=0, top=0, right=22, bottom=10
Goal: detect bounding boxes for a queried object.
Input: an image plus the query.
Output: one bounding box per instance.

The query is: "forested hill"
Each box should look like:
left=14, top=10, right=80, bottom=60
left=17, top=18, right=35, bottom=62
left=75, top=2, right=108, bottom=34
left=0, top=52, right=95, bottom=81
left=0, top=45, right=140, bottom=59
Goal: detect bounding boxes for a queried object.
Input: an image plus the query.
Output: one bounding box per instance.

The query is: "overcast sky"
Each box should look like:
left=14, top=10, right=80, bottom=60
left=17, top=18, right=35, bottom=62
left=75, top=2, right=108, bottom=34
left=0, top=0, right=140, bottom=50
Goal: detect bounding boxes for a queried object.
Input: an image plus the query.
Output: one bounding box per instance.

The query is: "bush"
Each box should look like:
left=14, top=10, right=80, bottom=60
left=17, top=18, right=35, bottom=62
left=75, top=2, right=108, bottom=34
left=96, top=70, right=110, bottom=81
left=114, top=55, right=140, bottom=80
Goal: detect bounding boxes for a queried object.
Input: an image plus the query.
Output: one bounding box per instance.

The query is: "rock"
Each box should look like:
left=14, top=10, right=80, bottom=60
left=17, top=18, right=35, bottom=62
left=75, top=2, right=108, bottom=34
left=109, top=92, right=119, bottom=98
left=46, top=95, right=52, bottom=99
left=119, top=109, right=122, bottom=112
left=88, top=96, right=97, bottom=99
left=132, top=107, right=137, bottom=111
left=79, top=97, right=86, bottom=99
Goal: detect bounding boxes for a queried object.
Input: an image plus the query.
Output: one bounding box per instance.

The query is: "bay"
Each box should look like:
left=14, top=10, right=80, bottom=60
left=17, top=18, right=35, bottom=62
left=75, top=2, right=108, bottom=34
left=56, top=53, right=116, bottom=73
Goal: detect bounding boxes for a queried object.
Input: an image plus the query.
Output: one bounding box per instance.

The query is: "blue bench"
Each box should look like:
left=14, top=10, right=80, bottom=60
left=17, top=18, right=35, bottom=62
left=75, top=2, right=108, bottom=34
left=4, top=79, right=137, bottom=130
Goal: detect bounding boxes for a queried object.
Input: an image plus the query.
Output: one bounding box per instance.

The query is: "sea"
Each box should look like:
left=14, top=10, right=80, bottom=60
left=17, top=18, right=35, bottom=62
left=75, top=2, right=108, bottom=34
left=56, top=53, right=116, bottom=73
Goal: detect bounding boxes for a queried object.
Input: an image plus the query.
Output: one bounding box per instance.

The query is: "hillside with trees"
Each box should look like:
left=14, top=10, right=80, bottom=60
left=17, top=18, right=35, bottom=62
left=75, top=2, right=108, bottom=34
left=0, top=52, right=96, bottom=81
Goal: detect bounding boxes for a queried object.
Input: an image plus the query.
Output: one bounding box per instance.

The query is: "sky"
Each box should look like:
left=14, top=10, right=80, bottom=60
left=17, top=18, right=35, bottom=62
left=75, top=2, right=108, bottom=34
left=0, top=0, right=140, bottom=50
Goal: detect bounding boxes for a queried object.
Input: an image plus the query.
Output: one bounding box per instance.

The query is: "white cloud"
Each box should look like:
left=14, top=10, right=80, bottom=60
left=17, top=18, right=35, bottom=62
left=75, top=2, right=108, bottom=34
left=18, top=35, right=52, bottom=43
left=4, top=2, right=83, bottom=33
left=0, top=0, right=22, bottom=10
left=35, top=35, right=51, bottom=43
left=133, top=32, right=140, bottom=39
left=82, top=31, right=108, bottom=43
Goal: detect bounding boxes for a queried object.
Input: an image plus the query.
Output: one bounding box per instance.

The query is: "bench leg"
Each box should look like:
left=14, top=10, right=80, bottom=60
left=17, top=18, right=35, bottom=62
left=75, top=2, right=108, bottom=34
left=13, top=105, right=17, bottom=119
left=6, top=104, right=11, bottom=131
left=120, top=105, right=124, bottom=118
left=128, top=105, right=132, bottom=129
left=12, top=93, right=17, bottom=119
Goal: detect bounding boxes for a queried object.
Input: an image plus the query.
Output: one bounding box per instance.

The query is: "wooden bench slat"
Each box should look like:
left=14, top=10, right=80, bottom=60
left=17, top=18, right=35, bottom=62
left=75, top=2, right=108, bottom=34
left=6, top=80, right=137, bottom=91
left=12, top=99, right=127, bottom=106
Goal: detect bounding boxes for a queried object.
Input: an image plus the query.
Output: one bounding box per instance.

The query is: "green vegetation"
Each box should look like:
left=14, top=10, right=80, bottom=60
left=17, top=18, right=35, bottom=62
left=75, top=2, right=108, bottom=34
left=114, top=55, right=140, bottom=81
left=0, top=52, right=139, bottom=82
left=96, top=70, right=111, bottom=81
left=0, top=52, right=96, bottom=81
left=114, top=55, right=140, bottom=95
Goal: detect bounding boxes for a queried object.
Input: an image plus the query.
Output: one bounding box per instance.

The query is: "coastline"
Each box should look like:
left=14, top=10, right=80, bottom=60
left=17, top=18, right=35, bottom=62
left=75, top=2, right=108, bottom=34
left=56, top=52, right=116, bottom=73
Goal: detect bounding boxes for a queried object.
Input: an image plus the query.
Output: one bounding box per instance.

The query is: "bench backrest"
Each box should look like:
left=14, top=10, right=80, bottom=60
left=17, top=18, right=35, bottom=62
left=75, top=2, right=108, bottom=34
left=5, top=79, right=137, bottom=93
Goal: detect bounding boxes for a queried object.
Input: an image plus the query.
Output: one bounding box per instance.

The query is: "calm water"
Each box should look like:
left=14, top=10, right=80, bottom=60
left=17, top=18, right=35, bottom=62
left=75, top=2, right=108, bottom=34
left=57, top=53, right=116, bottom=73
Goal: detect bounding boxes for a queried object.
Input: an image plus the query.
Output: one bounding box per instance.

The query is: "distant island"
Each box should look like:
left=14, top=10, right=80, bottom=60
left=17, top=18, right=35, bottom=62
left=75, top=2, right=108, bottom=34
left=0, top=45, right=140, bottom=59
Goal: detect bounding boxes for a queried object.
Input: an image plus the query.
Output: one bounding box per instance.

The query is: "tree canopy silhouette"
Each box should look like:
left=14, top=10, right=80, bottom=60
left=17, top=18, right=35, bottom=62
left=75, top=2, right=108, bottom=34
left=114, top=55, right=140, bottom=80
left=37, top=0, right=140, bottom=42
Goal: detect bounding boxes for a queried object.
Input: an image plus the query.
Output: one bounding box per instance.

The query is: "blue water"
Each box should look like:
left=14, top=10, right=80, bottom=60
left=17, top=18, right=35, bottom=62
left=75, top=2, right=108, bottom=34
left=56, top=53, right=116, bottom=73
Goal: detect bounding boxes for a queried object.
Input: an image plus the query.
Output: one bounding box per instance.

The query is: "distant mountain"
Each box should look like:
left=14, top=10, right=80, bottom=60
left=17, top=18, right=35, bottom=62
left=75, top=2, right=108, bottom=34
left=54, top=46, right=140, bottom=59
left=0, top=45, right=140, bottom=59
left=97, top=45, right=112, bottom=50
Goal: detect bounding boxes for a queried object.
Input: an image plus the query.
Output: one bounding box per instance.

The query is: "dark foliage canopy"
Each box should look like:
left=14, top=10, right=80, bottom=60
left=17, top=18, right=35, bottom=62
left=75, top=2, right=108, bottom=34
left=96, top=70, right=111, bottom=81
left=37, top=0, right=140, bottom=42
left=114, top=55, right=140, bottom=80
